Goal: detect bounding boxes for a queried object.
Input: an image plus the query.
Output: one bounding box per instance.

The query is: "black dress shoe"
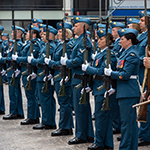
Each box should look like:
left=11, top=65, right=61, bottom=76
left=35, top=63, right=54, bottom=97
left=92, top=114, right=95, bottom=120
left=17, top=114, right=24, bottom=119
left=0, top=111, right=5, bottom=115
left=21, top=118, right=39, bottom=125
left=138, top=138, right=150, bottom=146
left=104, top=145, right=113, bottom=150
left=88, top=143, right=104, bottom=150
left=113, top=128, right=121, bottom=134
left=117, top=135, right=122, bottom=141
left=3, top=114, right=18, bottom=120
left=51, top=128, right=73, bottom=136
left=68, top=137, right=87, bottom=145
left=87, top=136, right=94, bottom=143
left=33, top=123, right=56, bottom=130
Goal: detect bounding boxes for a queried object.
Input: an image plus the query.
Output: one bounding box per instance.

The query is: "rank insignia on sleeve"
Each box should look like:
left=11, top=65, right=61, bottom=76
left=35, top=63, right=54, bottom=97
left=119, top=76, right=123, bottom=79
left=79, top=48, right=85, bottom=53
left=117, top=60, right=124, bottom=68
left=95, top=59, right=99, bottom=66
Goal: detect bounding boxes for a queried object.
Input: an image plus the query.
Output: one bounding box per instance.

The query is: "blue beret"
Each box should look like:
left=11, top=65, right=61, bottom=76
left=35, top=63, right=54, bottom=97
left=0, top=26, right=4, bottom=31
left=32, top=18, right=43, bottom=24
left=86, top=31, right=91, bottom=37
left=73, top=16, right=91, bottom=25
left=42, top=25, right=58, bottom=35
left=138, top=10, right=150, bottom=18
left=118, top=28, right=138, bottom=37
left=28, top=25, right=41, bottom=33
left=9, top=39, right=14, bottom=43
left=93, top=23, right=106, bottom=29
left=97, top=29, right=111, bottom=38
left=127, top=18, right=140, bottom=25
left=11, top=25, right=25, bottom=33
left=110, top=21, right=125, bottom=28
left=56, top=22, right=72, bottom=30
left=38, top=24, right=46, bottom=29
left=1, top=33, right=8, bottom=37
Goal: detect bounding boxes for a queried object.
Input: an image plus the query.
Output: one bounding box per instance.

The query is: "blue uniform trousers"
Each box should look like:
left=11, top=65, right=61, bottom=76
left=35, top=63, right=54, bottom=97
left=22, top=76, right=40, bottom=119
left=37, top=81, right=56, bottom=126
left=54, top=81, right=74, bottom=129
left=118, top=97, right=139, bottom=150
left=110, top=93, right=121, bottom=130
left=94, top=94, right=113, bottom=148
left=139, top=103, right=150, bottom=142
left=0, top=85, right=5, bottom=111
left=73, top=86, right=94, bottom=141
left=8, top=77, right=24, bottom=115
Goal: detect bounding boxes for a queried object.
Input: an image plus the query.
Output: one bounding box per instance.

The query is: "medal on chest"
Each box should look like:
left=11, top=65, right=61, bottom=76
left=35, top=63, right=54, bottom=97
left=95, top=59, right=99, bottom=66
left=117, top=59, right=124, bottom=68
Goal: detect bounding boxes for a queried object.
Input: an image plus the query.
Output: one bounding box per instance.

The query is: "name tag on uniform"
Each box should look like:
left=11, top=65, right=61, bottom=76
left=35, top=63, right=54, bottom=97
left=117, top=60, right=124, bottom=68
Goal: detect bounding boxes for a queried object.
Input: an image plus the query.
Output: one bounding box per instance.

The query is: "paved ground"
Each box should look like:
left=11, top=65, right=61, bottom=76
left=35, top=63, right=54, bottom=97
left=0, top=83, right=150, bottom=150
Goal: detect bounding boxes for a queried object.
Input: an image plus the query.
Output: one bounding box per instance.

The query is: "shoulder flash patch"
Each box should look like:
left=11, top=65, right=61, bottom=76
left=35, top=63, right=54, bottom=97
left=130, top=53, right=135, bottom=56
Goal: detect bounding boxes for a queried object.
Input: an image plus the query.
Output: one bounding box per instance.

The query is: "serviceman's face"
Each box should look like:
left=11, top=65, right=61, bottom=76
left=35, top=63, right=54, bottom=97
left=111, top=27, right=119, bottom=40
left=73, top=23, right=83, bottom=36
left=139, top=16, right=147, bottom=32
left=32, top=23, right=39, bottom=28
left=98, top=36, right=107, bottom=49
left=57, top=29, right=62, bottom=40
left=42, top=32, right=47, bottom=42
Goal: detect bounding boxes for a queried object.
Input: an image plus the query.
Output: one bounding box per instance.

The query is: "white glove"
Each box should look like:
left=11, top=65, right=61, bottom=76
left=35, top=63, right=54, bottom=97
left=27, top=53, right=34, bottom=63
left=11, top=69, right=21, bottom=78
left=60, top=53, right=68, bottom=65
left=104, top=88, right=116, bottom=98
left=92, top=51, right=97, bottom=60
left=81, top=87, right=91, bottom=94
left=60, top=76, right=69, bottom=86
left=44, top=56, right=51, bottom=65
left=27, top=72, right=37, bottom=81
left=12, top=52, right=18, bottom=61
left=82, top=60, right=90, bottom=72
left=43, top=74, right=53, bottom=82
left=0, top=53, right=2, bottom=59
left=104, top=64, right=112, bottom=76
left=1, top=70, right=6, bottom=76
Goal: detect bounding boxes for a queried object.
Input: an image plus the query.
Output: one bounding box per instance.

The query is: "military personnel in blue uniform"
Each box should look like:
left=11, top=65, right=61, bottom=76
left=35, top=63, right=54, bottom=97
left=137, top=10, right=150, bottom=146
left=28, top=25, right=57, bottom=130
left=12, top=25, right=41, bottom=125
left=32, top=18, right=43, bottom=28
left=82, top=29, right=117, bottom=150
left=0, top=38, right=6, bottom=115
left=105, top=28, right=140, bottom=150
left=60, top=16, right=94, bottom=144
left=38, top=24, right=46, bottom=48
left=2, top=25, right=25, bottom=120
left=44, top=22, right=74, bottom=136
left=1, top=33, right=9, bottom=52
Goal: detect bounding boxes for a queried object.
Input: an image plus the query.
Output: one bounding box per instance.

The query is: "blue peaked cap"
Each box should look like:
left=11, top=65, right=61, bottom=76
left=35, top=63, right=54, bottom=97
left=28, top=25, right=41, bottom=33
left=1, top=33, right=8, bottom=37
left=93, top=23, right=106, bottom=29
left=118, top=28, right=138, bottom=37
left=138, top=10, right=150, bottom=18
left=43, top=25, right=58, bottom=35
left=110, top=21, right=125, bottom=28
left=32, top=18, right=43, bottom=24
left=11, top=25, right=25, bottom=33
left=56, top=22, right=72, bottom=30
left=97, top=29, right=111, bottom=38
left=73, top=16, right=91, bottom=25
left=9, top=39, right=14, bottom=43
left=0, top=26, right=4, bottom=31
left=127, top=18, right=140, bottom=25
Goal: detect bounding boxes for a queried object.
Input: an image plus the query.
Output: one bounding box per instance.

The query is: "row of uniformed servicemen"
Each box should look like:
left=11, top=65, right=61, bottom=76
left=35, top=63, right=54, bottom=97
left=0, top=10, right=149, bottom=150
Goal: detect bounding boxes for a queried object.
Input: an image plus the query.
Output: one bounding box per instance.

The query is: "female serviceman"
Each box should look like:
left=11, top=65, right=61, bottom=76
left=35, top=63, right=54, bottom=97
left=104, top=28, right=140, bottom=150
left=82, top=28, right=117, bottom=150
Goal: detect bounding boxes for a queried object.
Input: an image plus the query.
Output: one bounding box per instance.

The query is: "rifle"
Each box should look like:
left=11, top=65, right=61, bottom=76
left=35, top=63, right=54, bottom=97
left=73, top=25, right=92, bottom=105
left=37, top=21, right=54, bottom=93
left=52, top=21, right=71, bottom=97
left=6, top=21, right=18, bottom=86
left=20, top=24, right=36, bottom=90
left=93, top=16, right=112, bottom=111
left=132, top=8, right=150, bottom=122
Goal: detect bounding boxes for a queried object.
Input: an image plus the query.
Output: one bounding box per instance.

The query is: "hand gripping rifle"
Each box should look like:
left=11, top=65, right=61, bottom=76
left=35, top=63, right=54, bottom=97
left=37, top=21, right=54, bottom=93
left=73, top=25, right=92, bottom=105
left=20, top=24, right=37, bottom=90
left=6, top=21, right=18, bottom=86
left=52, top=22, right=71, bottom=97
left=132, top=2, right=150, bottom=122
left=93, top=17, right=112, bottom=111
